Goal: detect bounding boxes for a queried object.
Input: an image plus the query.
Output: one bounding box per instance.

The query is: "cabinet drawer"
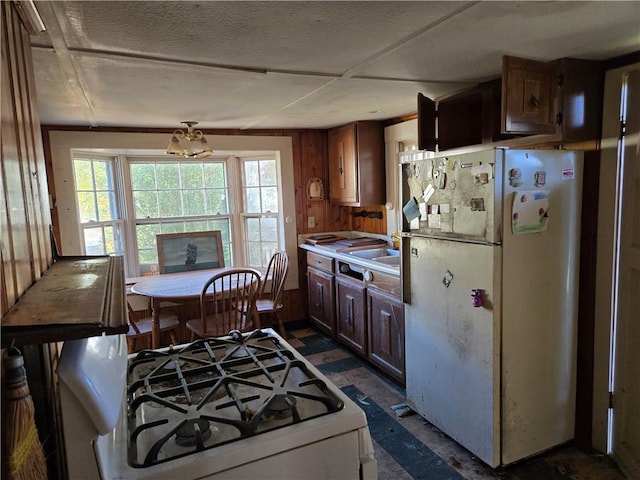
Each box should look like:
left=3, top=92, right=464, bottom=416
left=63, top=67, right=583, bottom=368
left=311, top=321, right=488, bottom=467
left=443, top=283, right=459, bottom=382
left=366, top=270, right=401, bottom=299
left=307, top=252, right=334, bottom=273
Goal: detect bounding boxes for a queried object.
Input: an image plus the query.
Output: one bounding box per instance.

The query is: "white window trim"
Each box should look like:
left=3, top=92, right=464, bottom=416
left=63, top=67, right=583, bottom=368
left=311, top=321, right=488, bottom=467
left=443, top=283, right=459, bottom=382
left=50, top=130, right=299, bottom=290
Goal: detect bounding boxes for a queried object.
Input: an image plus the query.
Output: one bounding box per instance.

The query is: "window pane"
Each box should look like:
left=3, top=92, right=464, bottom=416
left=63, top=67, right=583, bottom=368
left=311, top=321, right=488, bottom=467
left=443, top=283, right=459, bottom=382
left=83, top=227, right=104, bottom=255
left=156, top=163, right=180, bottom=189
left=246, top=217, right=260, bottom=239
left=139, top=248, right=158, bottom=265
left=261, top=242, right=278, bottom=264
left=137, top=224, right=160, bottom=250
left=162, top=222, right=184, bottom=234
left=244, top=161, right=260, bottom=187
left=181, top=163, right=203, bottom=189
left=204, top=163, right=225, bottom=188
left=260, top=160, right=277, bottom=185
left=136, top=224, right=161, bottom=269
left=184, top=190, right=206, bottom=216
left=77, top=192, right=96, bottom=222
left=159, top=190, right=182, bottom=217
left=103, top=225, right=116, bottom=253
left=206, top=189, right=228, bottom=214
left=245, top=187, right=261, bottom=213
left=93, top=161, right=110, bottom=190
left=74, top=160, right=93, bottom=190
left=130, top=163, right=156, bottom=189
left=133, top=191, right=159, bottom=218
left=184, top=220, right=207, bottom=232
left=261, top=217, right=278, bottom=241
left=247, top=241, right=262, bottom=266
left=261, top=187, right=278, bottom=212
left=96, top=192, right=116, bottom=221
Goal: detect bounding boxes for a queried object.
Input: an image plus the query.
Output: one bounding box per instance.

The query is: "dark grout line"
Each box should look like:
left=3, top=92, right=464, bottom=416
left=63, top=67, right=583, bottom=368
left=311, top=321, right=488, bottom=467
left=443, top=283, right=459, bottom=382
left=341, top=384, right=464, bottom=480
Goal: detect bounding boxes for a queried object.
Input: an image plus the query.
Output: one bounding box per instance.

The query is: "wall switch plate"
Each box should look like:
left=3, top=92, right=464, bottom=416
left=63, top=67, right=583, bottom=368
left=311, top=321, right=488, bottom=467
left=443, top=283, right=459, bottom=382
left=308, top=216, right=315, bottom=228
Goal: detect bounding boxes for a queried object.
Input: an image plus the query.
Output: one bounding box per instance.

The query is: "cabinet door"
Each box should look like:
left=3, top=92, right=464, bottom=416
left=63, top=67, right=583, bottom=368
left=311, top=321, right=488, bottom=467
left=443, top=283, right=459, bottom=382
left=328, top=124, right=357, bottom=203
left=501, top=55, right=556, bottom=135
left=367, top=288, right=405, bottom=383
left=307, top=268, right=335, bottom=336
left=335, top=276, right=367, bottom=355
left=417, top=93, right=436, bottom=151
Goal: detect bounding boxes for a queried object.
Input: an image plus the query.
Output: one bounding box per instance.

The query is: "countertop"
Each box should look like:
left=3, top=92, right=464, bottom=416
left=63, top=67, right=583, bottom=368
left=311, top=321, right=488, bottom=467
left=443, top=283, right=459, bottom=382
left=299, top=242, right=401, bottom=277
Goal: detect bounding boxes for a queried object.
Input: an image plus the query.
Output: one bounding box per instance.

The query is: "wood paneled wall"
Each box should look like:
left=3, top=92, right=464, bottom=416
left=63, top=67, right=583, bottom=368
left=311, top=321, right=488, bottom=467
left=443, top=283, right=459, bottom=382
left=1, top=1, right=52, bottom=317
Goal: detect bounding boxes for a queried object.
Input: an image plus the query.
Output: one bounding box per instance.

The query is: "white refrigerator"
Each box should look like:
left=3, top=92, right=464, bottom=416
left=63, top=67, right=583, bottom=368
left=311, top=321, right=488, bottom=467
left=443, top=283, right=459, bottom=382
left=401, top=148, right=582, bottom=467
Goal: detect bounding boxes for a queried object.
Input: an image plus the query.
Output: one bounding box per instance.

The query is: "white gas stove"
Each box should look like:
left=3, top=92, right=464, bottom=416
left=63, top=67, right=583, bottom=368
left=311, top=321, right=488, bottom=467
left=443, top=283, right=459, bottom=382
left=58, top=329, right=377, bottom=479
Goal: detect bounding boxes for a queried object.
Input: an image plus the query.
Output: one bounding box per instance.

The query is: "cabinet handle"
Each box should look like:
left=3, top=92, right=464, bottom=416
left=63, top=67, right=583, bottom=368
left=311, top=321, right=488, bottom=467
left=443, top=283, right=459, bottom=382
left=346, top=302, right=352, bottom=325
left=338, top=156, right=344, bottom=175
left=529, top=94, right=540, bottom=108
left=316, top=284, right=323, bottom=309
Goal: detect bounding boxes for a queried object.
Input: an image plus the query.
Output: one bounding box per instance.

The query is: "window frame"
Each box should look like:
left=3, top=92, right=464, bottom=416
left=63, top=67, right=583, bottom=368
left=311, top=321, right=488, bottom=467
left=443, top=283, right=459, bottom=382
left=52, top=131, right=298, bottom=291
left=72, top=150, right=284, bottom=277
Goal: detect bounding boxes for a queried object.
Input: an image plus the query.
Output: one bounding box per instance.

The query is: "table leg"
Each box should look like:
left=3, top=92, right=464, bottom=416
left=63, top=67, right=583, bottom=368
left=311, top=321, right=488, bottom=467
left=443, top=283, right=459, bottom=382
left=151, top=298, right=161, bottom=349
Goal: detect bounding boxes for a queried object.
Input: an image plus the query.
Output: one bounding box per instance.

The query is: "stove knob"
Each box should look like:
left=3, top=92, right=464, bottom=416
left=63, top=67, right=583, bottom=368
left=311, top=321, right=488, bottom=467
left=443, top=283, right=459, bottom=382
left=363, top=270, right=373, bottom=282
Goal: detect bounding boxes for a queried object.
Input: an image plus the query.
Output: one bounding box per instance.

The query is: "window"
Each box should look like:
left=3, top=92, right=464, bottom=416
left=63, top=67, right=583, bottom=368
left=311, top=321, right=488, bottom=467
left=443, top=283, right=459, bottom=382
left=242, top=157, right=280, bottom=266
left=73, top=155, right=124, bottom=256
left=72, top=152, right=282, bottom=277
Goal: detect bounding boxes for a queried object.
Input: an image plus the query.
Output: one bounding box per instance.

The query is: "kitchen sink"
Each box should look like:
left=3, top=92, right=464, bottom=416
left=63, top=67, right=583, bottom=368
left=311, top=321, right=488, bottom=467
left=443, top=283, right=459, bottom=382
left=347, top=248, right=399, bottom=259
left=372, top=255, right=401, bottom=267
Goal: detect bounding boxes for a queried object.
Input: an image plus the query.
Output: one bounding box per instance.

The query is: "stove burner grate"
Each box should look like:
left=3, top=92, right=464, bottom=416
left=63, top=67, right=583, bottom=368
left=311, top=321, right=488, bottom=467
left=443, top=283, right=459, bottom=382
left=127, top=330, right=345, bottom=468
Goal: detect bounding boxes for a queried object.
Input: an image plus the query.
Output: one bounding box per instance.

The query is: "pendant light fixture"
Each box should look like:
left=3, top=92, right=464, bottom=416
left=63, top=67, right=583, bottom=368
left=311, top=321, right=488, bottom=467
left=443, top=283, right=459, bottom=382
left=165, top=121, right=213, bottom=159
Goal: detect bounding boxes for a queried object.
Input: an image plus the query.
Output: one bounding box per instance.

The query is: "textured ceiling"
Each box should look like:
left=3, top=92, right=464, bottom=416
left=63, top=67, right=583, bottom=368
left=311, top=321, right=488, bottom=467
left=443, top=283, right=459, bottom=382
left=30, top=1, right=640, bottom=130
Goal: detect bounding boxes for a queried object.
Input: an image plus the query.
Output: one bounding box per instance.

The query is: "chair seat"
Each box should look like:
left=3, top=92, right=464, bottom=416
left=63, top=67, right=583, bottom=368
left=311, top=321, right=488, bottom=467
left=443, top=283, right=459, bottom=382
left=254, top=298, right=283, bottom=314
left=128, top=312, right=180, bottom=336
left=186, top=310, right=251, bottom=338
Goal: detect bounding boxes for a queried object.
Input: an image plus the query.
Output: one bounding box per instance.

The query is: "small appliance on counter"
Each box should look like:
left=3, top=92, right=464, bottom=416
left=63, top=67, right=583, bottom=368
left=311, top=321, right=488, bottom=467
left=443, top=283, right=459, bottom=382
left=57, top=329, right=377, bottom=479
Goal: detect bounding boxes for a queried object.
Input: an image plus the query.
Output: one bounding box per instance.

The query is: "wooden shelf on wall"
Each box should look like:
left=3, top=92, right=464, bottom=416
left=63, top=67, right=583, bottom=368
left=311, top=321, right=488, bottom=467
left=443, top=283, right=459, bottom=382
left=1, top=256, right=128, bottom=347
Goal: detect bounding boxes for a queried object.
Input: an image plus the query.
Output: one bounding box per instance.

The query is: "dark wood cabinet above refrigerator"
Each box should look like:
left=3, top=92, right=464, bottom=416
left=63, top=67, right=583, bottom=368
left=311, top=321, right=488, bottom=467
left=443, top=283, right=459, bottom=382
left=418, top=55, right=604, bottom=152
left=418, top=78, right=515, bottom=152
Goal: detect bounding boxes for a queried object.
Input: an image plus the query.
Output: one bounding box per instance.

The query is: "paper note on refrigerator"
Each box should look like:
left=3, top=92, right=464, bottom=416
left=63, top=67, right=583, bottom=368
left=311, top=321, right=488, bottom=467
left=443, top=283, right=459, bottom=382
left=511, top=190, right=550, bottom=234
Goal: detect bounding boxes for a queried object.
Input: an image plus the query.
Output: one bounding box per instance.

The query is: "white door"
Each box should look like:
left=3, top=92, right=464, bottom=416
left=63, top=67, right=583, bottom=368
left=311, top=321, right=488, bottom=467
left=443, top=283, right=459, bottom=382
left=611, top=69, right=640, bottom=478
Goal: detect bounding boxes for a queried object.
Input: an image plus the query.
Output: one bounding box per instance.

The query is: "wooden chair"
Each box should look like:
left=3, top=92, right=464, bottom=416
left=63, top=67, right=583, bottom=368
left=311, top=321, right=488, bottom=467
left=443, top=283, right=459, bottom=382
left=255, top=251, right=289, bottom=334
left=126, top=298, right=180, bottom=353
left=186, top=268, right=262, bottom=339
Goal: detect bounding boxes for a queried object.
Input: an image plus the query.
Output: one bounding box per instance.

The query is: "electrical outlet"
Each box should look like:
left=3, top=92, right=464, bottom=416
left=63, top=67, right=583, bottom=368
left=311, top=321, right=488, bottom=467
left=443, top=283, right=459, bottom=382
left=308, top=216, right=315, bottom=228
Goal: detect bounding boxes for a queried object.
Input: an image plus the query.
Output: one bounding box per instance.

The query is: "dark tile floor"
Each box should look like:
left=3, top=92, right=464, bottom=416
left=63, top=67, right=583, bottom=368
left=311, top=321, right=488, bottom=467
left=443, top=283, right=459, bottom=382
left=285, top=324, right=627, bottom=480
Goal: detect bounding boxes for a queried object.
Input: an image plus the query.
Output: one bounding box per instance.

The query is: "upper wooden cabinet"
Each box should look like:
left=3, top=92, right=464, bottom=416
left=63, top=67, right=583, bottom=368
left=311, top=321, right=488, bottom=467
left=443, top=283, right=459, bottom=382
left=501, top=56, right=556, bottom=135
left=418, top=55, right=604, bottom=152
left=501, top=55, right=604, bottom=142
left=328, top=121, right=384, bottom=206
left=418, top=79, right=515, bottom=152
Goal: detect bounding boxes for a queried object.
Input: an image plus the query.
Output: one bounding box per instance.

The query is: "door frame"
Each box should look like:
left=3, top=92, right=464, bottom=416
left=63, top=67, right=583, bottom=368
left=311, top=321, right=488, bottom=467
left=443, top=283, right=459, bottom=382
left=593, top=62, right=640, bottom=458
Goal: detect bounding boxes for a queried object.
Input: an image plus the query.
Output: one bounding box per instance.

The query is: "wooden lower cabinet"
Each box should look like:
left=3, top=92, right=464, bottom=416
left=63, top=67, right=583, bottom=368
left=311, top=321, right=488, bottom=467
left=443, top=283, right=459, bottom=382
left=307, top=267, right=335, bottom=335
left=335, top=276, right=367, bottom=356
left=367, top=287, right=405, bottom=383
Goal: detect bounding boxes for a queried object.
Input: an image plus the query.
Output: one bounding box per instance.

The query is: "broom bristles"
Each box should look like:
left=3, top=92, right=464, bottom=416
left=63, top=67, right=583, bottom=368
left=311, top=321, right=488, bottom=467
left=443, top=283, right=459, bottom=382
left=2, top=350, right=48, bottom=480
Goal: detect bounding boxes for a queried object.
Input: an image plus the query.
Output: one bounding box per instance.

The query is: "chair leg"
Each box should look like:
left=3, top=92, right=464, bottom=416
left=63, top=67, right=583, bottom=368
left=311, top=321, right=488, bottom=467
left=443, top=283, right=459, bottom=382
left=275, top=312, right=285, bottom=337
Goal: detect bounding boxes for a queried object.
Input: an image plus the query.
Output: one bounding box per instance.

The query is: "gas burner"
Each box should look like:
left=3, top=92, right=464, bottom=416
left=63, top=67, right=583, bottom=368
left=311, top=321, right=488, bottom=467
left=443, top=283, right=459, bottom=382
left=175, top=418, right=212, bottom=447
left=265, top=394, right=296, bottom=419
left=127, top=330, right=345, bottom=467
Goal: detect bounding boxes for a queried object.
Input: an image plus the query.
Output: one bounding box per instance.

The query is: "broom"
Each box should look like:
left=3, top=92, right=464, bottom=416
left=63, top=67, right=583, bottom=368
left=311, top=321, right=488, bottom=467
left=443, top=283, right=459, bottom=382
left=2, top=347, right=48, bottom=480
